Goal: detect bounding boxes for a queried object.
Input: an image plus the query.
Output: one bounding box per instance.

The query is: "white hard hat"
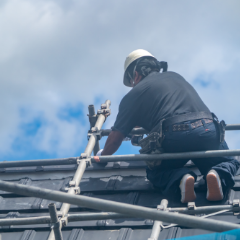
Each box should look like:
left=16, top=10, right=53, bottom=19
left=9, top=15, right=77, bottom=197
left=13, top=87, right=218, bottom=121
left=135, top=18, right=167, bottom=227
left=123, top=49, right=155, bottom=87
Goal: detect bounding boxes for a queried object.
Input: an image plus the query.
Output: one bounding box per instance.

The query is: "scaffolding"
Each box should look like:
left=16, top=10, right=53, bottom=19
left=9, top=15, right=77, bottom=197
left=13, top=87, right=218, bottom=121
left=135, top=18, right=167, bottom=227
left=0, top=100, right=240, bottom=240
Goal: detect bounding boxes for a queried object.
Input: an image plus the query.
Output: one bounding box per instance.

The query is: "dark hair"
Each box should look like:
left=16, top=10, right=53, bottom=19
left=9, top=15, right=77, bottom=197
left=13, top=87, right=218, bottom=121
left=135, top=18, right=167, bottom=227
left=127, top=57, right=168, bottom=80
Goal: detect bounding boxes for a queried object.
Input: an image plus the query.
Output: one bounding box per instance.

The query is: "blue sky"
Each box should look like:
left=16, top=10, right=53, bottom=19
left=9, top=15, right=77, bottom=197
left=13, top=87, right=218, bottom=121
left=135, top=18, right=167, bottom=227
left=0, top=0, right=240, bottom=161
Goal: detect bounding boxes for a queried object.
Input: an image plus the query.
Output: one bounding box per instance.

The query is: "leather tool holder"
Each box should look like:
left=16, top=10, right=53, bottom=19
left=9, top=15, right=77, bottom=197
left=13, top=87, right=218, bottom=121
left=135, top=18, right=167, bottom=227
left=139, top=132, right=164, bottom=154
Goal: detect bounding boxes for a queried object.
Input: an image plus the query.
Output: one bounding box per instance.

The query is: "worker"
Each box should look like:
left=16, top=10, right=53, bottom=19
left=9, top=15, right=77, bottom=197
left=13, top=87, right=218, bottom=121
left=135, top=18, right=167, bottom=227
left=95, top=49, right=240, bottom=203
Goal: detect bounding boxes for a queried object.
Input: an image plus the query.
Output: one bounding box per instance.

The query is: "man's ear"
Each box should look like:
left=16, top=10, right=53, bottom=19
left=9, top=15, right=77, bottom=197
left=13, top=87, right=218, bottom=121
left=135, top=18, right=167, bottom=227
left=134, top=71, right=142, bottom=83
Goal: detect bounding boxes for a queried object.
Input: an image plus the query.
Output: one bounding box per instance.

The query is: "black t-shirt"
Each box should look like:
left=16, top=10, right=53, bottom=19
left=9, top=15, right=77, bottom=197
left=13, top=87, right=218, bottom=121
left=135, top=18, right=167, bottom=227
left=113, top=71, right=210, bottom=136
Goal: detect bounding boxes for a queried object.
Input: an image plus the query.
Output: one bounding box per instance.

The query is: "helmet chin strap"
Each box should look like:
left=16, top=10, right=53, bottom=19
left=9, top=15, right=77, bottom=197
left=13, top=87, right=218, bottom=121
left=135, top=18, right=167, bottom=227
left=132, top=59, right=141, bottom=84
left=127, top=72, right=135, bottom=86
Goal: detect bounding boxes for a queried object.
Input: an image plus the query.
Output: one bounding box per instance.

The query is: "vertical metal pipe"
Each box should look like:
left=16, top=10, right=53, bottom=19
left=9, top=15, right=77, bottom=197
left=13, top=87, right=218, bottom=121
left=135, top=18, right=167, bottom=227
left=84, top=135, right=97, bottom=157
left=48, top=203, right=63, bottom=240
left=148, top=199, right=168, bottom=240
left=47, top=100, right=111, bottom=240
left=93, top=141, right=100, bottom=156
left=88, top=105, right=96, bottom=120
left=88, top=105, right=100, bottom=155
left=60, top=160, right=87, bottom=216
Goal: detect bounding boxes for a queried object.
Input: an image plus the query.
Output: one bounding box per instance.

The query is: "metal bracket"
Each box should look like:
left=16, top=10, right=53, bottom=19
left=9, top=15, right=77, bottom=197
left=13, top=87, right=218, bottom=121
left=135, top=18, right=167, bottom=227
left=80, top=153, right=88, bottom=159
left=57, top=211, right=63, bottom=218
left=101, top=103, right=107, bottom=109
left=232, top=199, right=240, bottom=215
left=88, top=127, right=102, bottom=141
left=64, top=187, right=80, bottom=195
left=188, top=202, right=196, bottom=211
left=69, top=181, right=76, bottom=187
left=61, top=216, right=68, bottom=227
left=145, top=219, right=154, bottom=225
left=78, top=154, right=91, bottom=167
left=97, top=109, right=111, bottom=116
left=157, top=204, right=164, bottom=211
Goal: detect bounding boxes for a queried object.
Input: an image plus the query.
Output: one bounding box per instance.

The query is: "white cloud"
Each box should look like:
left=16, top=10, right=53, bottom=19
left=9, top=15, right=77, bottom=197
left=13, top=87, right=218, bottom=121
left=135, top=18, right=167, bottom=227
left=0, top=0, right=240, bottom=159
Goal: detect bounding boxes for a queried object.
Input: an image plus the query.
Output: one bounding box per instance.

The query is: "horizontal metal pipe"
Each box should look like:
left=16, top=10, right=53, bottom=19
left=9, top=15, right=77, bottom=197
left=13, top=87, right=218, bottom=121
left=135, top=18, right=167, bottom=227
left=0, top=180, right=239, bottom=232
left=169, top=205, right=237, bottom=214
left=0, top=212, right=128, bottom=226
left=0, top=216, right=51, bottom=226
left=67, top=212, right=127, bottom=221
left=0, top=204, right=239, bottom=227
left=225, top=124, right=240, bottom=130
left=0, top=149, right=239, bottom=169
left=101, top=128, right=147, bottom=136
left=92, top=149, right=240, bottom=163
left=101, top=124, right=240, bottom=136
left=0, top=158, right=77, bottom=168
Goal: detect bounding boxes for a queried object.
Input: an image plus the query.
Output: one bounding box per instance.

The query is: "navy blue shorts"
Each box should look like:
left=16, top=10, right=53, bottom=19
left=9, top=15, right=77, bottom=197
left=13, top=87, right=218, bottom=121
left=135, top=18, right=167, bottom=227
left=146, top=119, right=240, bottom=198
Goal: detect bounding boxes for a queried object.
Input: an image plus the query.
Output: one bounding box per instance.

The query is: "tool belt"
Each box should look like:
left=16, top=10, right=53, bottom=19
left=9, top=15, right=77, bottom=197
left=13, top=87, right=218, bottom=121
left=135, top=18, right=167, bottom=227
left=139, top=111, right=226, bottom=169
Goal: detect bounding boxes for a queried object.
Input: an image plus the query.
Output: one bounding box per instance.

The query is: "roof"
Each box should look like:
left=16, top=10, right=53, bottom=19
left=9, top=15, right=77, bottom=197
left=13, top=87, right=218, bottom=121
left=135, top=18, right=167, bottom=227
left=0, top=157, right=239, bottom=239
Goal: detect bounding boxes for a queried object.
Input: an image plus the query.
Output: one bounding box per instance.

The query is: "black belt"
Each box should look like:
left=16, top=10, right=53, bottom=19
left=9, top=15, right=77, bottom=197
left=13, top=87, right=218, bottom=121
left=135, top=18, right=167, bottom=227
left=150, top=111, right=213, bottom=139
left=163, top=111, right=213, bottom=128
left=160, top=111, right=225, bottom=142
left=165, top=119, right=213, bottom=132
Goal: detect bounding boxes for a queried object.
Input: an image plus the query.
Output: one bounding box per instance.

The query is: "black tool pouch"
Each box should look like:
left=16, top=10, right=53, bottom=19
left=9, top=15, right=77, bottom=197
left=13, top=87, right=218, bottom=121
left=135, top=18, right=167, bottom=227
left=139, top=132, right=164, bottom=154
left=212, top=113, right=226, bottom=143
left=139, top=118, right=166, bottom=154
left=139, top=132, right=164, bottom=170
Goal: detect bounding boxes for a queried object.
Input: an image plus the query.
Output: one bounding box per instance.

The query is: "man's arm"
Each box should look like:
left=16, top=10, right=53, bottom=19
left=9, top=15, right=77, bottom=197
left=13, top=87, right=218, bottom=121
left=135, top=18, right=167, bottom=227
left=101, top=130, right=125, bottom=155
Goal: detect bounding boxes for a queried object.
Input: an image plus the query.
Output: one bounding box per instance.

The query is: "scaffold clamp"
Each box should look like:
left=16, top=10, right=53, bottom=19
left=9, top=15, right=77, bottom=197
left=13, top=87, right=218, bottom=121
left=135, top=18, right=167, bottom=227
left=77, top=155, right=91, bottom=167
left=88, top=127, right=102, bottom=140
left=80, top=153, right=88, bottom=159
left=97, top=104, right=111, bottom=120
left=69, top=181, right=76, bottom=187
left=65, top=186, right=80, bottom=195
left=188, top=202, right=196, bottom=211
left=232, top=199, right=240, bottom=215
left=61, top=216, right=68, bottom=227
